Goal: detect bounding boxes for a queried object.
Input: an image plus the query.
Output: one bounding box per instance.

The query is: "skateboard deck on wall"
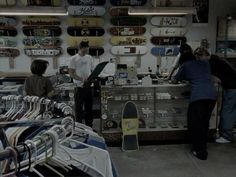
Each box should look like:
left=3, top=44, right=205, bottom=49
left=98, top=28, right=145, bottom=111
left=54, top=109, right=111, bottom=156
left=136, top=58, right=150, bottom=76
left=67, top=47, right=104, bottom=56
left=67, top=36, right=105, bottom=47
left=109, top=7, right=129, bottom=16
left=109, top=26, right=146, bottom=36
left=0, top=48, right=19, bottom=57
left=150, top=16, right=187, bottom=27
left=23, top=37, right=62, bottom=47
left=23, top=26, right=62, bottom=36
left=68, top=6, right=106, bottom=16
left=0, top=0, right=16, bottom=6
left=67, top=27, right=105, bottom=36
left=111, top=46, right=148, bottom=55
left=22, top=16, right=61, bottom=26
left=67, top=17, right=104, bottom=27
left=151, top=37, right=186, bottom=45
left=110, top=36, right=147, bottom=45
left=21, top=0, right=60, bottom=6
left=111, top=17, right=147, bottom=26
left=0, top=37, right=17, bottom=47
left=0, top=27, right=17, bottom=36
left=0, top=17, right=17, bottom=27
left=67, top=0, right=106, bottom=5
left=151, top=0, right=190, bottom=7
left=24, top=47, right=62, bottom=57
left=121, top=101, right=139, bottom=151
left=150, top=27, right=187, bottom=36
left=151, top=46, right=179, bottom=56
left=104, top=120, right=118, bottom=129
left=110, top=0, right=147, bottom=6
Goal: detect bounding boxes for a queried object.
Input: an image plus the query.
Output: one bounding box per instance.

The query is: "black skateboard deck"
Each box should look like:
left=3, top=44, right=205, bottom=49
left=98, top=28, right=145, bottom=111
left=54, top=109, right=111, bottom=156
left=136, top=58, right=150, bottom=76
left=109, top=26, right=146, bottom=36
left=151, top=37, right=187, bottom=45
left=67, top=47, right=104, bottom=57
left=68, top=0, right=106, bottom=5
left=122, top=101, right=139, bottom=151
left=0, top=27, right=17, bottom=36
left=23, top=26, right=62, bottom=37
left=21, top=0, right=60, bottom=6
left=23, top=37, right=62, bottom=47
left=109, top=7, right=129, bottom=16
left=0, top=17, right=17, bottom=26
left=67, top=27, right=105, bottom=36
left=0, top=48, right=20, bottom=57
left=110, top=17, right=147, bottom=26
left=110, top=0, right=147, bottom=6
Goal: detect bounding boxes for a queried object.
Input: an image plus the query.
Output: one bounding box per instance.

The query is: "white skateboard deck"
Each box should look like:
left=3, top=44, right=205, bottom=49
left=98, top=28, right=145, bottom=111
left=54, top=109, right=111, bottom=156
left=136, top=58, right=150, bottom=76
left=150, top=16, right=187, bottom=27
left=68, top=6, right=106, bottom=16
left=111, top=46, right=148, bottom=55
left=150, top=27, right=187, bottom=36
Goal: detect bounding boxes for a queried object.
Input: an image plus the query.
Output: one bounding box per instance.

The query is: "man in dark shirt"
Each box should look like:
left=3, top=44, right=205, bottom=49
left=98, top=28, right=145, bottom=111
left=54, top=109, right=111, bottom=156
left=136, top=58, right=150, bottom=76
left=209, top=55, right=236, bottom=143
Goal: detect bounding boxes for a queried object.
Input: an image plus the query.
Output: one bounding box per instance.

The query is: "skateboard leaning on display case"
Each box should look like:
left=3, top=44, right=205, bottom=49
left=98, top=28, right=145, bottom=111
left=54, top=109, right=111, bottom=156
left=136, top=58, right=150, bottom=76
left=121, top=101, right=139, bottom=151
left=67, top=36, right=105, bottom=47
left=151, top=36, right=186, bottom=45
left=67, top=27, right=105, bottom=36
left=111, top=46, right=148, bottom=55
left=0, top=27, right=17, bottom=36
left=68, top=6, right=106, bottom=16
left=150, top=16, right=187, bottom=27
left=150, top=27, right=187, bottom=36
left=23, top=37, right=62, bottom=47
left=110, top=0, right=147, bottom=6
left=0, top=17, right=17, bottom=26
left=23, top=26, right=62, bottom=36
left=111, top=17, right=147, bottom=26
left=67, top=47, right=104, bottom=57
left=151, top=46, right=180, bottom=56
left=0, top=0, right=16, bottom=6
left=21, top=0, right=60, bottom=6
left=67, top=17, right=104, bottom=27
left=110, top=36, right=147, bottom=45
left=22, top=16, right=61, bottom=26
left=109, top=26, right=146, bottom=36
left=67, top=0, right=106, bottom=5
left=0, top=37, right=17, bottom=47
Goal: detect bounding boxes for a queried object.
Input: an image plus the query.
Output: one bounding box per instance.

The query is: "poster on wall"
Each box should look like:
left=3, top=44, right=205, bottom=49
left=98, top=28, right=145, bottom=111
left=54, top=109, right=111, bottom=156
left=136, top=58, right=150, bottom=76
left=192, top=0, right=209, bottom=25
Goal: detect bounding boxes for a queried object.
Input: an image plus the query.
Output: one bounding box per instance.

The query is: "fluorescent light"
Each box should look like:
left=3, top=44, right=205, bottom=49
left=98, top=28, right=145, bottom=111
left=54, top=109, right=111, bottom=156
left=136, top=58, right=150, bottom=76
left=128, top=7, right=196, bottom=16
left=0, top=7, right=68, bottom=16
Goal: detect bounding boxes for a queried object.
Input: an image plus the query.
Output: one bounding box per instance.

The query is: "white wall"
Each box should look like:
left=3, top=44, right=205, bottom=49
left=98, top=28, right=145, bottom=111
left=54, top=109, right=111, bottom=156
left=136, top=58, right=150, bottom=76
left=0, top=0, right=236, bottom=75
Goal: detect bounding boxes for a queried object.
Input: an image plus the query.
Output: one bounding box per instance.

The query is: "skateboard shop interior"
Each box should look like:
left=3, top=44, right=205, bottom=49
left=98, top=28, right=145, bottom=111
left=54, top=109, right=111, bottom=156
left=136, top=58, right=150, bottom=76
left=1, top=0, right=236, bottom=177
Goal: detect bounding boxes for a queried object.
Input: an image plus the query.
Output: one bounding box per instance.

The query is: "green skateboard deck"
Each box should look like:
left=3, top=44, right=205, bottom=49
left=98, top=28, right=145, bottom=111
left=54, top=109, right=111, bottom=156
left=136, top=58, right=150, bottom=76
left=0, top=27, right=17, bottom=36
left=110, top=0, right=147, bottom=6
left=67, top=47, right=104, bottom=57
left=67, top=17, right=104, bottom=27
left=109, top=26, right=146, bottom=36
left=23, top=37, right=62, bottom=47
left=22, top=16, right=61, bottom=26
left=23, top=26, right=62, bottom=37
left=110, top=17, right=147, bottom=26
left=122, top=101, right=139, bottom=151
left=151, top=36, right=186, bottom=45
left=67, top=27, right=105, bottom=36
left=110, top=36, right=147, bottom=45
left=21, top=0, right=60, bottom=6
left=24, top=47, right=62, bottom=56
left=67, top=36, right=105, bottom=47
left=0, top=17, right=17, bottom=26
left=68, top=6, right=106, bottom=16
left=0, top=37, right=17, bottom=47
left=68, top=0, right=106, bottom=5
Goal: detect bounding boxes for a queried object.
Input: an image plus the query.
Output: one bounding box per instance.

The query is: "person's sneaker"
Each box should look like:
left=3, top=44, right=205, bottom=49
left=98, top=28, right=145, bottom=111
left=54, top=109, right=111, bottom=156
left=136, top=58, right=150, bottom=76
left=191, top=151, right=207, bottom=160
left=215, top=136, right=231, bottom=143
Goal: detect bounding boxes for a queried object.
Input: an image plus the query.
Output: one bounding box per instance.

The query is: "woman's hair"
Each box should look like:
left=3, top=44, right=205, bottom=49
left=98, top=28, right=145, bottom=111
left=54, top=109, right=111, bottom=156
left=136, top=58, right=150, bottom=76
left=179, top=43, right=192, bottom=54
left=179, top=44, right=196, bottom=65
left=30, top=59, right=49, bottom=76
left=194, top=47, right=210, bottom=58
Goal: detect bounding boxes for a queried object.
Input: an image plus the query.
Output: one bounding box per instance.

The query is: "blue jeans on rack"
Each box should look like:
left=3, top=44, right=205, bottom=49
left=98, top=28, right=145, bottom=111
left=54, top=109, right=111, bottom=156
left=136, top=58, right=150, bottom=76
left=219, top=89, right=236, bottom=141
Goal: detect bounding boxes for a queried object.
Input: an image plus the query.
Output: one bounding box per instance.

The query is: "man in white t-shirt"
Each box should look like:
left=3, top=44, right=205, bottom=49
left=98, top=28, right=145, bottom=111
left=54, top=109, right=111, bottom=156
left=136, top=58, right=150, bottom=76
left=69, top=41, right=95, bottom=127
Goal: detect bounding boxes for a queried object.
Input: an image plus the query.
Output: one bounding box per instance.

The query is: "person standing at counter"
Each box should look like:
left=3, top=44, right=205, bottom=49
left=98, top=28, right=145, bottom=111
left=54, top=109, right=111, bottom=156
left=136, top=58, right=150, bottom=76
left=172, top=47, right=217, bottom=160
left=68, top=41, right=95, bottom=127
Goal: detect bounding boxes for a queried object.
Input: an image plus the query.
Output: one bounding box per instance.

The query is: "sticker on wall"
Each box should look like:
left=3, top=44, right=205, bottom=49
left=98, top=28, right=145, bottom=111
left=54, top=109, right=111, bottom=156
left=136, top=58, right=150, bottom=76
left=67, top=0, right=106, bottom=5
left=67, top=27, right=105, bottom=36
left=67, top=17, right=104, bottom=27
left=68, top=6, right=106, bottom=16
left=110, top=0, right=147, bottom=6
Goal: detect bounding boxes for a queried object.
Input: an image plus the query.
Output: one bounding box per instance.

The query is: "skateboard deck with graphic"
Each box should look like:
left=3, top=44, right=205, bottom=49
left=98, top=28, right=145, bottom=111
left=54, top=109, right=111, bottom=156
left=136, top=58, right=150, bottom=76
left=109, top=26, right=146, bottom=36
left=24, top=47, right=62, bottom=57
left=122, top=101, right=139, bottom=151
left=67, top=47, right=104, bottom=57
left=111, top=46, right=148, bottom=55
left=23, top=37, right=62, bottom=47
left=150, top=27, right=187, bottom=36
left=67, top=27, right=105, bottom=36
left=0, top=48, right=19, bottom=57
left=151, top=0, right=191, bottom=7
left=104, top=120, right=118, bottom=129
left=21, top=0, right=60, bottom=6
left=68, top=6, right=106, bottom=16
left=151, top=36, right=186, bottom=45
left=0, top=37, right=17, bottom=47
left=68, top=0, right=106, bottom=5
left=0, top=27, right=17, bottom=36
left=110, top=36, right=147, bottom=45
left=150, top=16, right=187, bottom=27
left=0, top=0, right=16, bottom=6
left=110, top=0, right=147, bottom=6
left=67, top=17, right=104, bottom=27
left=22, top=16, right=61, bottom=26
left=23, top=26, right=62, bottom=36
left=0, top=17, right=17, bottom=26
left=151, top=46, right=179, bottom=56
left=67, top=36, right=105, bottom=47
left=109, top=7, right=129, bottom=16
left=111, top=17, right=147, bottom=26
